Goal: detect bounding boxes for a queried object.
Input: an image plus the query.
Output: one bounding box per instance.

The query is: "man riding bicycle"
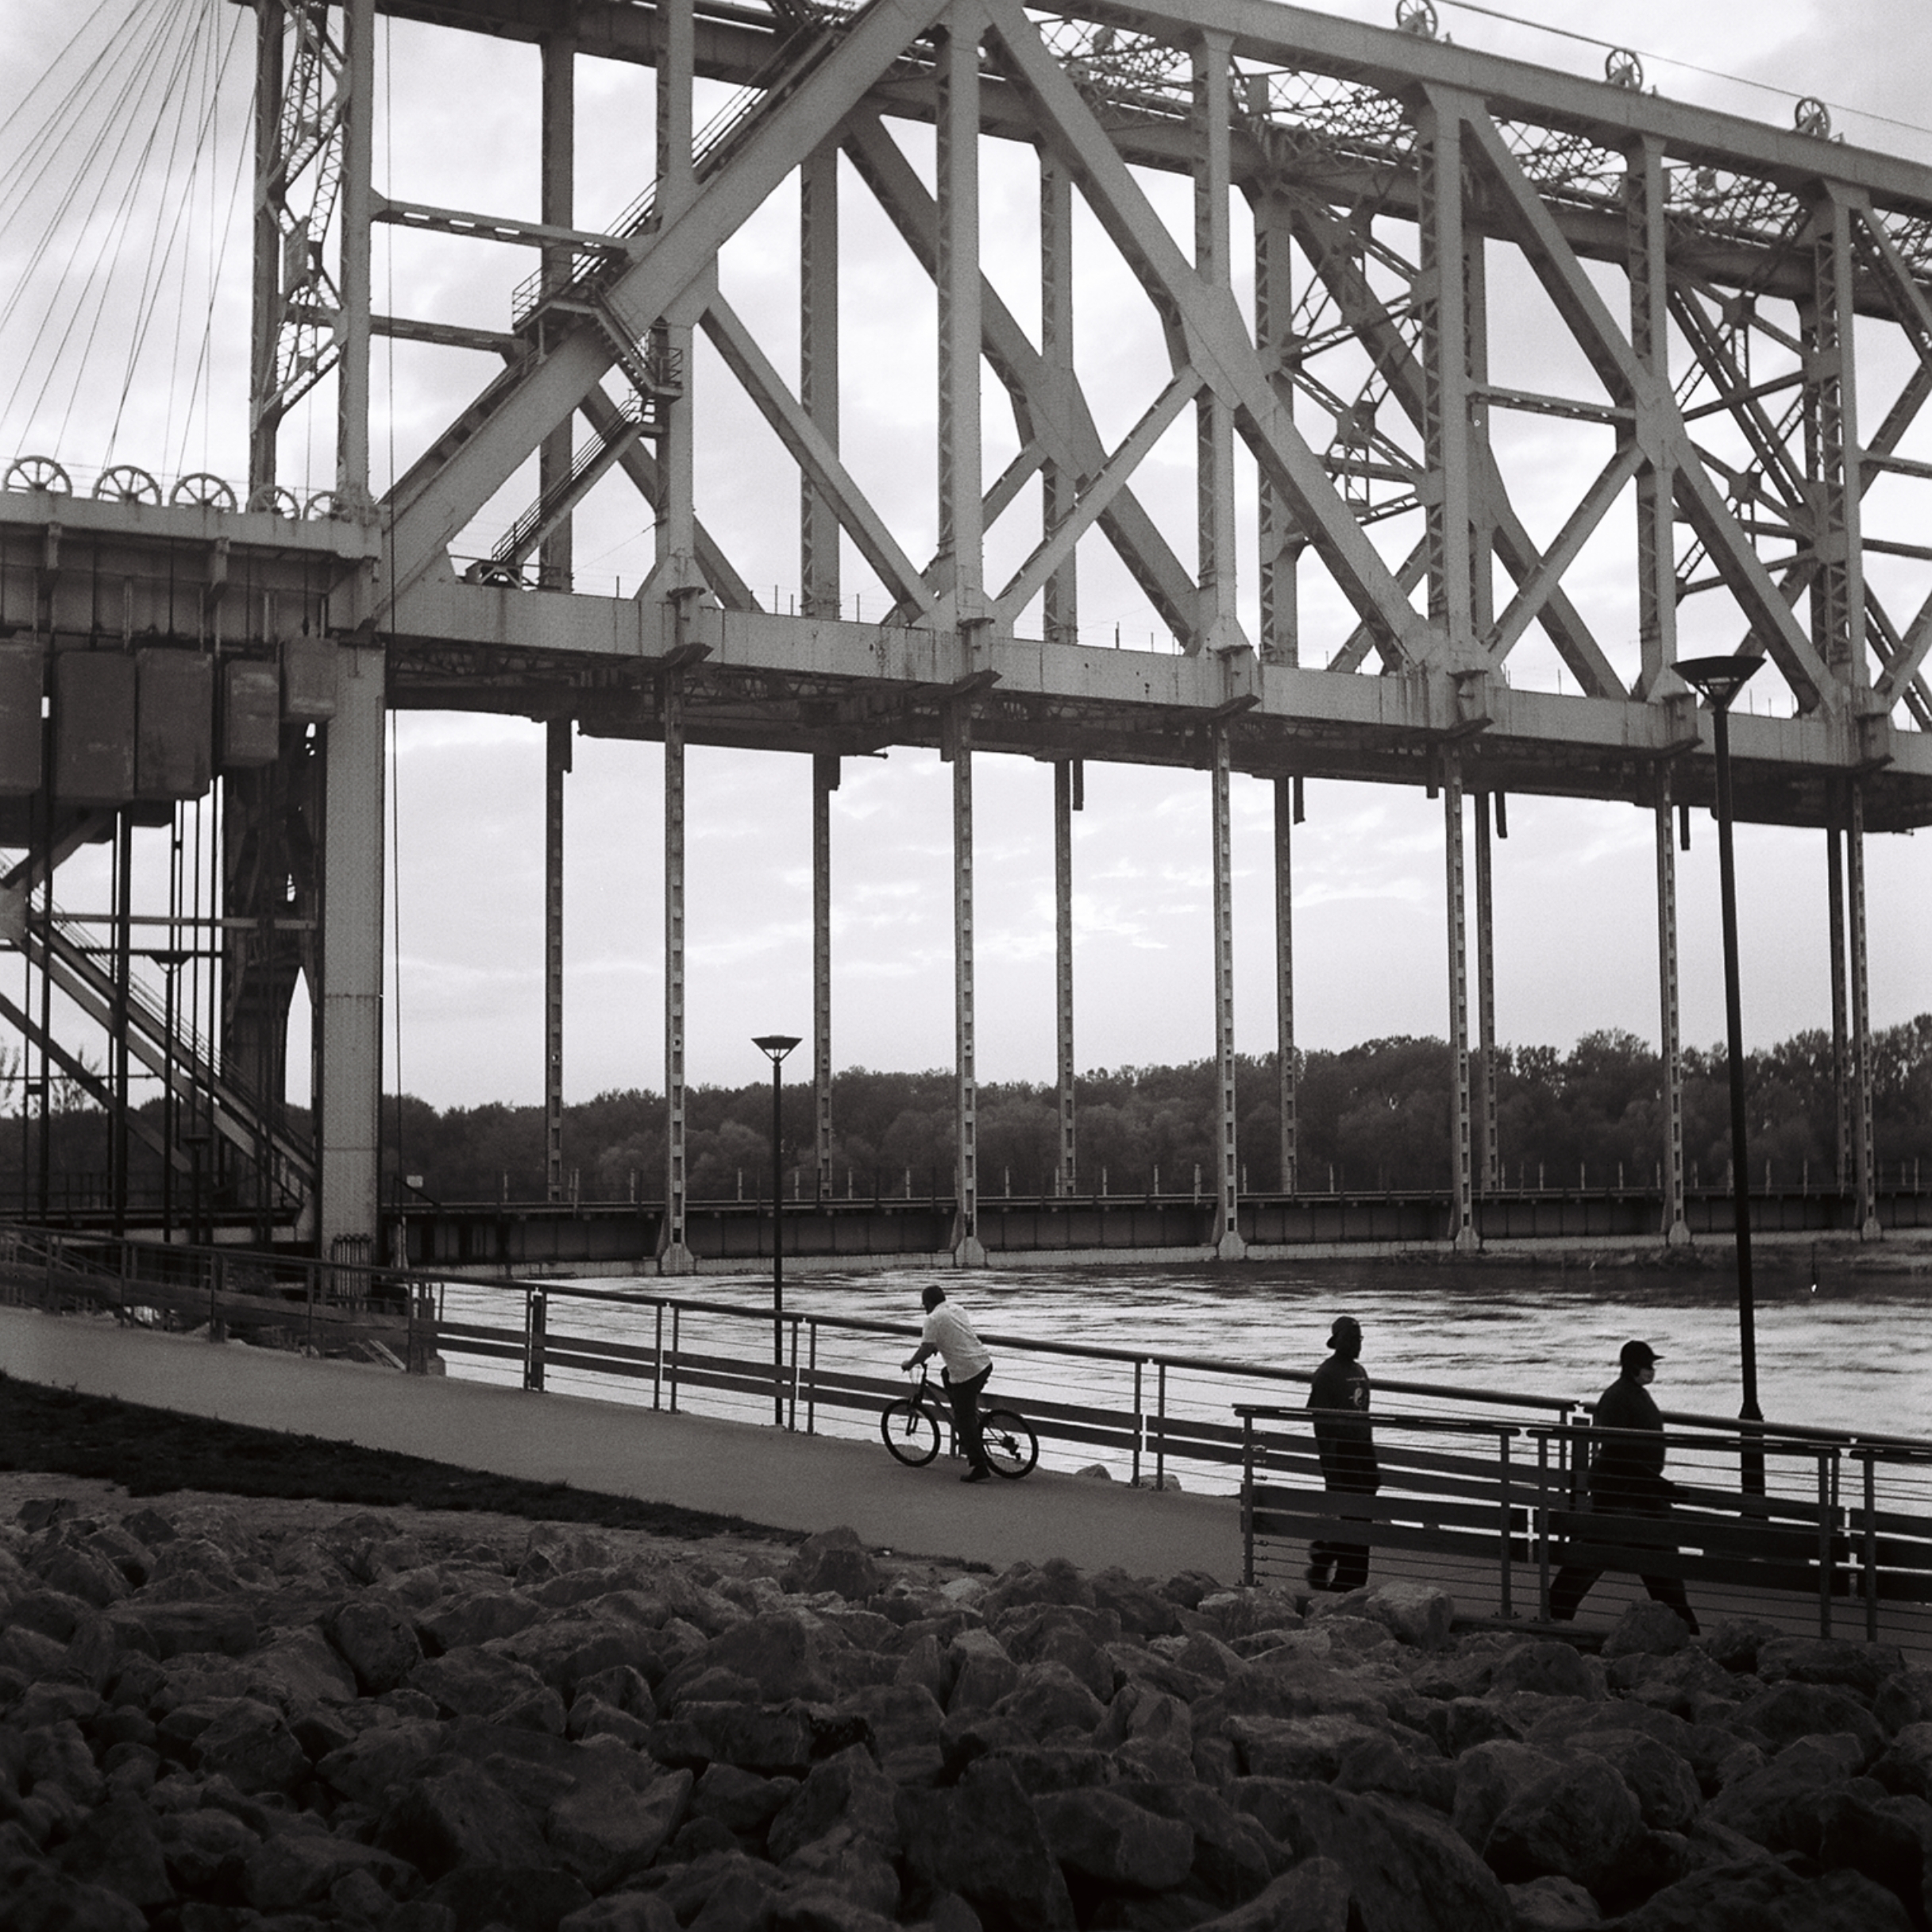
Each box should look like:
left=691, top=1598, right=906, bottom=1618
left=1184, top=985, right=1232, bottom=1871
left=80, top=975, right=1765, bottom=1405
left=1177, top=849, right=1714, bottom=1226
left=902, top=1285, right=995, bottom=1483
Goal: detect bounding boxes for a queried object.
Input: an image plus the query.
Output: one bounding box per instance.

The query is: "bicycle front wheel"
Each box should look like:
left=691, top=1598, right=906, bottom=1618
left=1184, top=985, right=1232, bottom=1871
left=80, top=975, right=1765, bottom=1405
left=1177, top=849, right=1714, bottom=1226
left=981, top=1409, right=1038, bottom=1479
left=880, top=1400, right=940, bottom=1467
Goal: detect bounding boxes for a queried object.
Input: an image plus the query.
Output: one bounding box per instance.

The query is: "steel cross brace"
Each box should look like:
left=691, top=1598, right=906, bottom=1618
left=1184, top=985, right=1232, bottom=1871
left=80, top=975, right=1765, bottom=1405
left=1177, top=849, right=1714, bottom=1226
left=1453, top=106, right=1835, bottom=714
left=838, top=111, right=1204, bottom=648
left=1287, top=198, right=1625, bottom=694
left=984, top=0, right=1432, bottom=669
left=381, top=0, right=953, bottom=604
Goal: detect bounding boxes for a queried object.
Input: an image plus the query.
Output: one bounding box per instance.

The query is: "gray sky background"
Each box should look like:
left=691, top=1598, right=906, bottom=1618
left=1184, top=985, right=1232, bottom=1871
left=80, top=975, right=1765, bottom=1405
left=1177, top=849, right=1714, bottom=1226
left=1, top=0, right=1927, bottom=1109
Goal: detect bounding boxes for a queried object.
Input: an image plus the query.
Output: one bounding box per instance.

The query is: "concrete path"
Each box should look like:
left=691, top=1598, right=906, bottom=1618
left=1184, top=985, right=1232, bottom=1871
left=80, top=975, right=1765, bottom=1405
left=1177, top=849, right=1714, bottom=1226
left=0, top=1308, right=1240, bottom=1583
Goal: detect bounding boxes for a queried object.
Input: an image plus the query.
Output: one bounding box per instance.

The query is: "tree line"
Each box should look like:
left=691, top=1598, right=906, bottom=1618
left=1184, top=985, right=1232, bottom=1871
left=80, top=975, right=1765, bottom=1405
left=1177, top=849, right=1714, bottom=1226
left=5, top=1020, right=1927, bottom=1209
left=375, top=1018, right=1932, bottom=1204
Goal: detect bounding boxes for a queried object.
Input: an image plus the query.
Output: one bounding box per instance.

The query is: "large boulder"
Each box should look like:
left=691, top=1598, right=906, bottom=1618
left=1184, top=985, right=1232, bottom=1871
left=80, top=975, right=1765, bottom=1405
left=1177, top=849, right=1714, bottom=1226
left=991, top=1663, right=1108, bottom=1744
left=897, top=1757, right=1076, bottom=1932
left=781, top=1529, right=883, bottom=1604
left=695, top=1614, right=834, bottom=1705
left=650, top=1703, right=817, bottom=1777
left=377, top=1757, right=553, bottom=1878
left=1563, top=1730, right=1702, bottom=1831
left=1246, top=1784, right=1511, bottom=1932
left=415, top=1645, right=553, bottom=1719
left=1115, top=1779, right=1288, bottom=1906
left=315, top=1718, right=445, bottom=1806
left=768, top=1745, right=901, bottom=1864
left=548, top=1768, right=694, bottom=1893
left=1033, top=1787, right=1195, bottom=1893
left=190, top=1697, right=310, bottom=1795
left=1606, top=1860, right=1914, bottom=1932
left=1602, top=1603, right=1691, bottom=1661
left=329, top=1597, right=425, bottom=1693
left=55, top=1794, right=173, bottom=1908
left=1872, top=1722, right=1932, bottom=1802
left=1329, top=1583, right=1455, bottom=1652
left=1225, top=1714, right=1386, bottom=1783
left=1483, top=1753, right=1645, bottom=1895
left=1729, top=1682, right=1884, bottom=1763
left=1488, top=1642, right=1601, bottom=1703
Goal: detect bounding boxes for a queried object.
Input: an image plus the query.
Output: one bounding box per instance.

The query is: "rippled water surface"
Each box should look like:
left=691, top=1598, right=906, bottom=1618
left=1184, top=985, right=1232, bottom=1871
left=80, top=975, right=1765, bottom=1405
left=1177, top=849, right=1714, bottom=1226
left=446, top=1251, right=1932, bottom=1443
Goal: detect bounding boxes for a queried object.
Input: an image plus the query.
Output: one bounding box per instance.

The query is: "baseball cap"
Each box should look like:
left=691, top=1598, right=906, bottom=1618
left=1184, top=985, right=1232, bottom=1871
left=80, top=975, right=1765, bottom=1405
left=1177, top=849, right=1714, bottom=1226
left=1620, top=1340, right=1660, bottom=1371
left=1328, top=1317, right=1363, bottom=1346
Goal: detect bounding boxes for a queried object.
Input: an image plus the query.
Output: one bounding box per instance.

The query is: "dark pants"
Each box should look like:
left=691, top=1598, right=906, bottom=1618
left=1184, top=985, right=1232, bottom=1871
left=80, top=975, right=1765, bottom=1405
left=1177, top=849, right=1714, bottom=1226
left=1550, top=1506, right=1698, bottom=1633
left=945, top=1364, right=992, bottom=1471
left=1309, top=1487, right=1375, bottom=1593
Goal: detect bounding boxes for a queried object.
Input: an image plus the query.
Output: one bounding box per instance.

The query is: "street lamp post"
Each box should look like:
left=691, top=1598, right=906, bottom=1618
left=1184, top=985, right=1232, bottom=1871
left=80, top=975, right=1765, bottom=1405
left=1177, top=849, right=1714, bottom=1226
left=753, top=1034, right=801, bottom=1426
left=1674, top=652, right=1765, bottom=1494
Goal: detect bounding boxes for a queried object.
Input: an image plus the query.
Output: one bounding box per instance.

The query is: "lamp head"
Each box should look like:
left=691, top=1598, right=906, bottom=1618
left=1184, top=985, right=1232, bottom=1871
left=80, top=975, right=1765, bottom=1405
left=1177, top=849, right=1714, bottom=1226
left=1673, top=652, right=1763, bottom=711
left=753, top=1034, right=802, bottom=1063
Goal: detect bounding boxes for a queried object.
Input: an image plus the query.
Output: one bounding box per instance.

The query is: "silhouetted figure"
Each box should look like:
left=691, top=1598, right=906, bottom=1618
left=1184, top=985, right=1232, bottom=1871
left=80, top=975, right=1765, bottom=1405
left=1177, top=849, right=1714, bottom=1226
left=903, top=1285, right=994, bottom=1482
left=1306, top=1315, right=1379, bottom=1593
left=1549, top=1340, right=1699, bottom=1634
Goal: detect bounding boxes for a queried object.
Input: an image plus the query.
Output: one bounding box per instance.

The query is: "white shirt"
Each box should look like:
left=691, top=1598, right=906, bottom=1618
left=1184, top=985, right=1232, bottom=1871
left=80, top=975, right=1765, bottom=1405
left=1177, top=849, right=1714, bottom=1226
left=921, top=1301, right=991, bottom=1380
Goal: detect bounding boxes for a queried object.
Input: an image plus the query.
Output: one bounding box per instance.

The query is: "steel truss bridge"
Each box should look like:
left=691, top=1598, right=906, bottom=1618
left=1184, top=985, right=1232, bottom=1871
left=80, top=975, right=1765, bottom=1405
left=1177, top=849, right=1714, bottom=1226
left=2, top=0, right=1930, bottom=1267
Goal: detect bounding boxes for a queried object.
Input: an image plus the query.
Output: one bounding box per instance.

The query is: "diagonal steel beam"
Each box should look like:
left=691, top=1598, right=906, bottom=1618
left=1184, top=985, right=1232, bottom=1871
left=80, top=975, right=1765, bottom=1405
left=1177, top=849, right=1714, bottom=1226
left=839, top=111, right=1203, bottom=646
left=1487, top=443, right=1643, bottom=659
left=1290, top=199, right=1624, bottom=696
left=984, top=0, right=1429, bottom=666
left=994, top=369, right=1203, bottom=625
left=701, top=295, right=935, bottom=617
left=383, top=0, right=951, bottom=601
left=1458, top=107, right=1834, bottom=713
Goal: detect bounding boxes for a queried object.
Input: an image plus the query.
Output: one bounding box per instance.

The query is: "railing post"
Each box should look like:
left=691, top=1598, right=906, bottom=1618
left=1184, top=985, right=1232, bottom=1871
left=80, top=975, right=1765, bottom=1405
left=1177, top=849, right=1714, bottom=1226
left=1861, top=1449, right=1879, bottom=1643
left=1240, top=1411, right=1255, bottom=1587
left=524, top=1287, right=547, bottom=1392
left=787, top=1315, right=800, bottom=1432
left=1816, top=1448, right=1834, bottom=1637
left=654, top=1302, right=664, bottom=1410
left=210, top=1253, right=224, bottom=1340
left=1497, top=1429, right=1514, bottom=1620
left=670, top=1305, right=681, bottom=1413
left=1132, top=1359, right=1143, bottom=1487
left=806, top=1321, right=819, bottom=1436
left=1156, top=1362, right=1167, bottom=1491
left=1537, top=1434, right=1552, bottom=1622
left=306, top=1261, right=317, bottom=1355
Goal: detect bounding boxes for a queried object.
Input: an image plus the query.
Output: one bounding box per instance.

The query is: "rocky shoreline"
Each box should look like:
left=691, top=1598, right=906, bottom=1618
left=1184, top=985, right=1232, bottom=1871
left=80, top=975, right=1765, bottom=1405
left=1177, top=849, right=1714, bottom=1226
left=0, top=1485, right=1928, bottom=1932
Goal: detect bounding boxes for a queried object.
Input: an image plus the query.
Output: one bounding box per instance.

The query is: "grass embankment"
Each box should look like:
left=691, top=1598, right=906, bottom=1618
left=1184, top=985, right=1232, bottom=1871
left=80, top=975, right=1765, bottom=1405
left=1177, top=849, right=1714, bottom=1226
left=0, top=1371, right=791, bottom=1541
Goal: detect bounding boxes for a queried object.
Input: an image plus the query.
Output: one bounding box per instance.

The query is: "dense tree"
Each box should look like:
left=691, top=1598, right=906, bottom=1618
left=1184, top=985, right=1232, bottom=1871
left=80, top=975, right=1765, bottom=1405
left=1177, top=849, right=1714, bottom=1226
left=5, top=1019, right=1927, bottom=1209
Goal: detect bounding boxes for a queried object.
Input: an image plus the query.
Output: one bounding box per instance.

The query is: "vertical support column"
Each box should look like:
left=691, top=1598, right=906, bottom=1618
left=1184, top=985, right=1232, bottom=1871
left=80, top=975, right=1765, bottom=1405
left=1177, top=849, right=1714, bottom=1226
left=1054, top=758, right=1079, bottom=1194
left=935, top=4, right=984, bottom=626
left=1805, top=193, right=1867, bottom=691
left=812, top=753, right=838, bottom=1201
left=317, top=645, right=385, bottom=1263
left=111, top=812, right=132, bottom=1235
left=1463, top=233, right=1494, bottom=647
left=1473, top=789, right=1498, bottom=1195
left=800, top=144, right=841, bottom=617
left=1211, top=730, right=1245, bottom=1259
left=1193, top=33, right=1240, bottom=652
left=336, top=0, right=374, bottom=507
left=1627, top=138, right=1678, bottom=694
left=654, top=0, right=697, bottom=570
left=1272, top=777, right=1296, bottom=1194
left=249, top=0, right=285, bottom=496
left=1040, top=152, right=1077, bottom=643
left=1254, top=194, right=1298, bottom=664
left=1444, top=750, right=1478, bottom=1251
left=1656, top=767, right=1689, bottom=1244
left=1847, top=781, right=1879, bottom=1240
left=660, top=674, right=693, bottom=1272
left=1417, top=90, right=1475, bottom=658
left=543, top=718, right=569, bottom=1203
left=947, top=704, right=984, bottom=1263
left=538, top=25, right=576, bottom=592
left=1826, top=795, right=1851, bottom=1185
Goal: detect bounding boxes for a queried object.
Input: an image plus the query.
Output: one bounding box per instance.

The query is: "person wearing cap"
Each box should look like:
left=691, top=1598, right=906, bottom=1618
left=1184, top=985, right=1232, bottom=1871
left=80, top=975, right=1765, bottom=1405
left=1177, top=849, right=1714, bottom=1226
left=1305, top=1316, right=1379, bottom=1593
left=902, top=1285, right=996, bottom=1483
left=1548, top=1340, right=1699, bottom=1633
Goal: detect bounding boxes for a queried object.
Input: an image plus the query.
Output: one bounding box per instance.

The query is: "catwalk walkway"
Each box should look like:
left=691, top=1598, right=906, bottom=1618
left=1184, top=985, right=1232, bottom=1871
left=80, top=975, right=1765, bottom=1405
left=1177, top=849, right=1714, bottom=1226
left=0, top=1308, right=1238, bottom=1580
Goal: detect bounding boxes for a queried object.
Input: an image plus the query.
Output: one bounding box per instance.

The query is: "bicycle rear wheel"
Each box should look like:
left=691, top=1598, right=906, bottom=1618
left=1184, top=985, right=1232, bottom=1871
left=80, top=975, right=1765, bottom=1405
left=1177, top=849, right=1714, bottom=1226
left=880, top=1400, right=940, bottom=1467
left=981, top=1409, right=1038, bottom=1479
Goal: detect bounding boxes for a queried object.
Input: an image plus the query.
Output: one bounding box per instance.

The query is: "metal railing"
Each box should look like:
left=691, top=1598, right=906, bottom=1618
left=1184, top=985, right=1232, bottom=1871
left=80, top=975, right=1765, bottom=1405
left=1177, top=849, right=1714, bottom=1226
left=1237, top=1404, right=1932, bottom=1656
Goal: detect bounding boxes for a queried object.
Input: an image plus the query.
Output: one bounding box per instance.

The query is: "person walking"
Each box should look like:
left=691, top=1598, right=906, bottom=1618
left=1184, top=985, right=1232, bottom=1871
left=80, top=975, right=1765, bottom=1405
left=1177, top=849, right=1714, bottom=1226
left=1305, top=1315, right=1379, bottom=1592
left=1549, top=1340, right=1699, bottom=1634
left=903, top=1285, right=995, bottom=1483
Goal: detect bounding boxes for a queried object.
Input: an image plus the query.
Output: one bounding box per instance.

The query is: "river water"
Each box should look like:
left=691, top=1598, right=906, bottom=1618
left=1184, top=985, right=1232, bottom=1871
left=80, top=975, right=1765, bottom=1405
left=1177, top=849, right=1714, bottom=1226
left=442, top=1250, right=1932, bottom=1456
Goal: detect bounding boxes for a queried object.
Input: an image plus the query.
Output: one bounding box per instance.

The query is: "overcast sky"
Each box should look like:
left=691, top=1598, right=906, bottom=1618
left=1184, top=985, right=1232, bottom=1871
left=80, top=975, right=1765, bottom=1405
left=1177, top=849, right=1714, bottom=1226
left=2, top=0, right=1928, bottom=1110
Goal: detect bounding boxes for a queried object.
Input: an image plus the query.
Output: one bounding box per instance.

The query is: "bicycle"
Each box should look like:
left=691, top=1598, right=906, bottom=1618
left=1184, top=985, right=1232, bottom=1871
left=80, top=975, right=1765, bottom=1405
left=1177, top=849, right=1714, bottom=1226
left=880, top=1363, right=1039, bottom=1479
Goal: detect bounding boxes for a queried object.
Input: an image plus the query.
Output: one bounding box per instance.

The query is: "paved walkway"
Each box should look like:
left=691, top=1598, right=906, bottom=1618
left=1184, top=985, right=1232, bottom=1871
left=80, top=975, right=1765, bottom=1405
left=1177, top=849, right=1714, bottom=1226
left=0, top=1309, right=1240, bottom=1583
